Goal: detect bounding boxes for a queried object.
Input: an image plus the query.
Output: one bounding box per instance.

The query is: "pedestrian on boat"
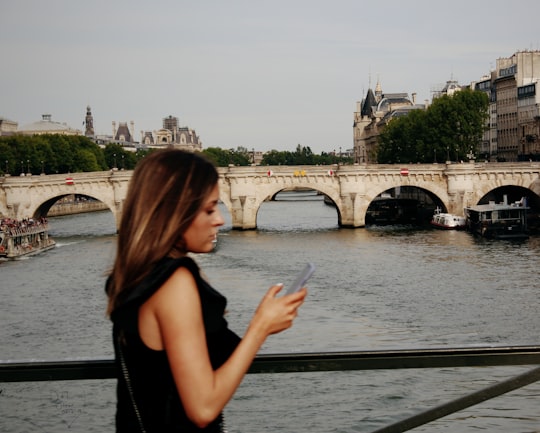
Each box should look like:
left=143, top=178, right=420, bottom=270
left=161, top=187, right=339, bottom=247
left=105, top=149, right=307, bottom=432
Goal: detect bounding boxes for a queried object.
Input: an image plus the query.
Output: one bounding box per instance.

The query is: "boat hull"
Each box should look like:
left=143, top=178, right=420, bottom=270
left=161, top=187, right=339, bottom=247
left=430, top=221, right=466, bottom=230
left=430, top=212, right=466, bottom=230
left=466, top=224, right=529, bottom=240
left=464, top=198, right=529, bottom=240
left=3, top=241, right=56, bottom=260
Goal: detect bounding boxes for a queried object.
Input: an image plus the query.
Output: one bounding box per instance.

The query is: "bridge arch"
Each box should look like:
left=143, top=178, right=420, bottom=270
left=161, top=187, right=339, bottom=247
left=257, top=185, right=345, bottom=228
left=217, top=175, right=346, bottom=229
left=475, top=185, right=540, bottom=208
left=32, top=192, right=116, bottom=220
left=470, top=179, right=540, bottom=207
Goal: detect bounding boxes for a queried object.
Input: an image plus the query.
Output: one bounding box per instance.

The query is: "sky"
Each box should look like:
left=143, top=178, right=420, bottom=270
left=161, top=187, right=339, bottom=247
left=1, top=0, right=539, bottom=154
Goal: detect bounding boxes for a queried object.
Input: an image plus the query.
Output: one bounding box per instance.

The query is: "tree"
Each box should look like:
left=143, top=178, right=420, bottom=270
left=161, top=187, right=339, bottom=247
left=377, top=88, right=489, bottom=163
left=103, top=143, right=135, bottom=170
left=0, top=134, right=132, bottom=174
left=202, top=147, right=251, bottom=166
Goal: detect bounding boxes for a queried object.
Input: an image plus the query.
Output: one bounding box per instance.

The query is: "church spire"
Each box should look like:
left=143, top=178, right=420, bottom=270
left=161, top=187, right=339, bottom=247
left=84, top=105, right=94, bottom=137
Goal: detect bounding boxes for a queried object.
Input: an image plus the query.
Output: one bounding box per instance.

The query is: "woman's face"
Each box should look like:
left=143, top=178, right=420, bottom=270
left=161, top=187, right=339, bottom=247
left=183, top=184, right=224, bottom=253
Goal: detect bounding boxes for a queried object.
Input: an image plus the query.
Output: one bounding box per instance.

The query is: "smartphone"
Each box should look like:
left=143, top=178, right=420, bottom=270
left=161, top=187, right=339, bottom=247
left=284, top=263, right=315, bottom=295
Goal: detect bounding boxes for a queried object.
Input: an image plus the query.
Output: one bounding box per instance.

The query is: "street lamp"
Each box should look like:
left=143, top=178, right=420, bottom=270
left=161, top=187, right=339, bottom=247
left=41, top=160, right=45, bottom=175
left=113, top=153, right=117, bottom=169
left=27, top=159, right=30, bottom=175
left=20, top=160, right=24, bottom=175
left=5, top=160, right=8, bottom=175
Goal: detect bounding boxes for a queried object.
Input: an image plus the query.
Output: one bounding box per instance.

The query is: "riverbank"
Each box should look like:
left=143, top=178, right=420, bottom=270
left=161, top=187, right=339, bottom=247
left=48, top=197, right=108, bottom=216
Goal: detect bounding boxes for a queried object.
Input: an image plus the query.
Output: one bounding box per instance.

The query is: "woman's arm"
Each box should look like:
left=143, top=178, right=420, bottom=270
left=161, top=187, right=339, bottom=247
left=139, top=267, right=307, bottom=428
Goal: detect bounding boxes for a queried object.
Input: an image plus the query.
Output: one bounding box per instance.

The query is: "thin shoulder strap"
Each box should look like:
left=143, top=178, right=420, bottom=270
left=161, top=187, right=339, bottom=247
left=117, top=339, right=147, bottom=433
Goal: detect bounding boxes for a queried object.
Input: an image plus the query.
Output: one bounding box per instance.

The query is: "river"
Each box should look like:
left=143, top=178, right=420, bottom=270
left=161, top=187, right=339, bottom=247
left=1, top=190, right=539, bottom=432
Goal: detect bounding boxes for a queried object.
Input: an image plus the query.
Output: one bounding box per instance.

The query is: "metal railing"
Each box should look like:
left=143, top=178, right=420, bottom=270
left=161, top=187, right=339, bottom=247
left=2, top=345, right=540, bottom=432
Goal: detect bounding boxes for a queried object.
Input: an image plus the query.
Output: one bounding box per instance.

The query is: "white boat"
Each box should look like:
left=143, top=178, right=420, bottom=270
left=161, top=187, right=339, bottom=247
left=430, top=208, right=466, bottom=230
left=464, top=196, right=529, bottom=240
left=0, top=218, right=56, bottom=260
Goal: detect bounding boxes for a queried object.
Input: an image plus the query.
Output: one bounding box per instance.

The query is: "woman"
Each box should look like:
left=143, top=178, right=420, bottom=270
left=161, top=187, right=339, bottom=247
left=106, top=149, right=307, bottom=432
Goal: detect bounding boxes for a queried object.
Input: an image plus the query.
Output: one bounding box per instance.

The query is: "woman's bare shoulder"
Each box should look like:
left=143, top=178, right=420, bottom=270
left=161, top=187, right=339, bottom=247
left=139, top=264, right=202, bottom=349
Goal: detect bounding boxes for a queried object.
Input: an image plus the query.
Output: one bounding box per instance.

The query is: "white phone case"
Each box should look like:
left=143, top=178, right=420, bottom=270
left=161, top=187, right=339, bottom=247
left=285, top=263, right=315, bottom=295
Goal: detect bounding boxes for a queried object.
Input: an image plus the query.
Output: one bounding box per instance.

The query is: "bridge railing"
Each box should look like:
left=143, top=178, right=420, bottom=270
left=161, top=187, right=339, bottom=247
left=2, top=345, right=540, bottom=432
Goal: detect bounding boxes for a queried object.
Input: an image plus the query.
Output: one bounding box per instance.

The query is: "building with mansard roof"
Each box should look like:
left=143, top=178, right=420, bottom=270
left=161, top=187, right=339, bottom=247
left=353, top=80, right=424, bottom=163
left=141, top=131, right=154, bottom=146
left=143, top=115, right=202, bottom=151
left=113, top=121, right=135, bottom=144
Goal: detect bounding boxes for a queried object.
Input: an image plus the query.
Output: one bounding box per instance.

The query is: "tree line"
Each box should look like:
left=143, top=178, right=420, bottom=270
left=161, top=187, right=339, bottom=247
left=0, top=137, right=352, bottom=176
left=0, top=135, right=148, bottom=175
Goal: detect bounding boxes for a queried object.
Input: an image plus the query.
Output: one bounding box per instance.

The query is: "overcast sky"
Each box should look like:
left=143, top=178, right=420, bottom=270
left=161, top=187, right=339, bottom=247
left=1, top=0, right=539, bottom=154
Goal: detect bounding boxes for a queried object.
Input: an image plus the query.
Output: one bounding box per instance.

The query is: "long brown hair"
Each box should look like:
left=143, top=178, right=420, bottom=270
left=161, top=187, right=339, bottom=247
left=106, top=149, right=218, bottom=315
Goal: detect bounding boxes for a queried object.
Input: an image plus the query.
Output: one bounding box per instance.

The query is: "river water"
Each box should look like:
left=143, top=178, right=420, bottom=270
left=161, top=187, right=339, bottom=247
left=1, top=191, right=540, bottom=432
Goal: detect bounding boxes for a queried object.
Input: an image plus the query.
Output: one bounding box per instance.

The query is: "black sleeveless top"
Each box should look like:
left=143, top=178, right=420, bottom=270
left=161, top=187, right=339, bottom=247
left=109, top=256, right=241, bottom=432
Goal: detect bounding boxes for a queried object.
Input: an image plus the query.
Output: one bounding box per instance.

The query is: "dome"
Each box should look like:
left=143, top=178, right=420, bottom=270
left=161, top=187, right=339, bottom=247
left=19, top=114, right=81, bottom=135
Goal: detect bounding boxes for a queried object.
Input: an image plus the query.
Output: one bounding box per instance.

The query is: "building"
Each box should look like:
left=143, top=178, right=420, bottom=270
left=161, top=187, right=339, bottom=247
left=432, top=79, right=462, bottom=98
left=84, top=106, right=94, bottom=138
left=489, top=50, right=540, bottom=161
left=473, top=73, right=497, bottom=160
left=353, top=80, right=424, bottom=163
left=113, top=121, right=135, bottom=144
left=145, top=115, right=202, bottom=151
left=141, top=131, right=154, bottom=146
left=0, top=117, right=18, bottom=136
left=18, top=114, right=81, bottom=136
left=519, top=81, right=540, bottom=160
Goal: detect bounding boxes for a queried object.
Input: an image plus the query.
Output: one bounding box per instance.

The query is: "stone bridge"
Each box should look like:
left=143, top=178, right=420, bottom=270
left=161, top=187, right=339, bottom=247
left=1, top=162, right=539, bottom=230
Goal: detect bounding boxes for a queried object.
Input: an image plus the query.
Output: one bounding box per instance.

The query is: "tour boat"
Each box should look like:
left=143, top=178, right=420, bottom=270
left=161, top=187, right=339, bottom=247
left=0, top=218, right=56, bottom=260
left=464, top=197, right=529, bottom=240
left=430, top=208, right=466, bottom=230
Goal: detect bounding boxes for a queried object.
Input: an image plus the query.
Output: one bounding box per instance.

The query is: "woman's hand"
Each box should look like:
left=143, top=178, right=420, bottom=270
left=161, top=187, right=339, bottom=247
left=249, top=284, right=308, bottom=337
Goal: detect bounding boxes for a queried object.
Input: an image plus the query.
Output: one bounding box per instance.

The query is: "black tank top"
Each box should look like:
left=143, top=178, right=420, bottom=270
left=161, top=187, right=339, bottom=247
left=110, top=256, right=241, bottom=432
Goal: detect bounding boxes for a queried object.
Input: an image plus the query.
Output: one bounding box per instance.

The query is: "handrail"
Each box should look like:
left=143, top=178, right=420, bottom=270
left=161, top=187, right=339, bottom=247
left=371, top=365, right=540, bottom=433
left=2, top=345, right=539, bottom=433
left=2, top=345, right=540, bottom=382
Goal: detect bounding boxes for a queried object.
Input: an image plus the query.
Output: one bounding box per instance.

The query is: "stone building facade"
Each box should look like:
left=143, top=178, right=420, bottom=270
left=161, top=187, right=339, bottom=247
left=353, top=80, right=424, bottom=163
left=0, top=117, right=18, bottom=136
left=473, top=74, right=497, bottom=160
left=475, top=51, right=540, bottom=161
left=84, top=106, right=94, bottom=138
left=145, top=115, right=202, bottom=151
